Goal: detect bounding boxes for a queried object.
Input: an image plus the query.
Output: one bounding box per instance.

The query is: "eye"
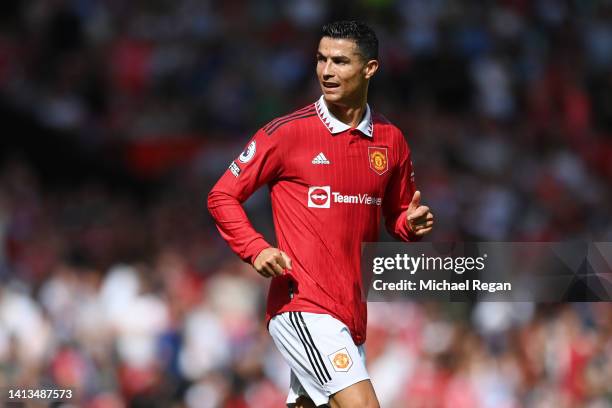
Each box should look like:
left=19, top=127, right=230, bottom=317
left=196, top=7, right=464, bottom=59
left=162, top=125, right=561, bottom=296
left=332, top=58, right=349, bottom=65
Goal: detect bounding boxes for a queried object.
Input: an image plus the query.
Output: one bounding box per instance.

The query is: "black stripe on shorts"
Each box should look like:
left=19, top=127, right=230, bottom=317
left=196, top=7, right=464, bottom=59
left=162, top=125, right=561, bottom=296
left=297, top=312, right=332, bottom=382
left=288, top=312, right=331, bottom=385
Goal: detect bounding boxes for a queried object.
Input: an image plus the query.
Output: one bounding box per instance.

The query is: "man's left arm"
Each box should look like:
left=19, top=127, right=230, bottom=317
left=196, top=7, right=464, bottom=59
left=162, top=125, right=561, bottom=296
left=382, top=138, right=434, bottom=241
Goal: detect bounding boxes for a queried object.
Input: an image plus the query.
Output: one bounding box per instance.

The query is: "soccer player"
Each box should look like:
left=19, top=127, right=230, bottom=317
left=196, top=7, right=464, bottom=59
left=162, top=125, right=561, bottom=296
left=208, top=21, right=434, bottom=408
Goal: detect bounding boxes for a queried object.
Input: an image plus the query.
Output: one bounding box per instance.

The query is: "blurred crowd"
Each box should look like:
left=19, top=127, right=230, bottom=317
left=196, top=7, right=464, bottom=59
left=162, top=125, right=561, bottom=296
left=0, top=0, right=611, bottom=407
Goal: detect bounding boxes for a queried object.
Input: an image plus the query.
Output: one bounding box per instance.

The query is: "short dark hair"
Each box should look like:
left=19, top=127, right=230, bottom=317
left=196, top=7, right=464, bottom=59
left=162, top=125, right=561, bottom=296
left=321, top=20, right=378, bottom=60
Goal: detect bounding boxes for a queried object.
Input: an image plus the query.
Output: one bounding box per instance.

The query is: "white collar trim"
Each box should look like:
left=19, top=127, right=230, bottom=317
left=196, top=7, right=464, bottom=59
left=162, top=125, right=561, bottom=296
left=314, top=96, right=373, bottom=137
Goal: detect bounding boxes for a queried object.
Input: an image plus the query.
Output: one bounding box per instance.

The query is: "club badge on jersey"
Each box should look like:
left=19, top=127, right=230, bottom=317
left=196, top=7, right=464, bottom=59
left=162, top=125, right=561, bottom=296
left=368, top=147, right=388, bottom=175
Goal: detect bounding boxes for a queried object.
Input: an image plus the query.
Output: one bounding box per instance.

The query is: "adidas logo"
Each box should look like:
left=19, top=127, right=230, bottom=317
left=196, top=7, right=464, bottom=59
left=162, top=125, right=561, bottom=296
left=312, top=152, right=330, bottom=165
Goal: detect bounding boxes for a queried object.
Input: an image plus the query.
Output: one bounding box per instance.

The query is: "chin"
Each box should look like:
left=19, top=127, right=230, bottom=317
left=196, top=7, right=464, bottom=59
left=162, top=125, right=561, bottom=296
left=322, top=93, right=343, bottom=103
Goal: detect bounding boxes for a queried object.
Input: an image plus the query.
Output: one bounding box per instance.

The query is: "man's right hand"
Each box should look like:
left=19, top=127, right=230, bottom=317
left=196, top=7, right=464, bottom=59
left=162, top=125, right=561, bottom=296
left=253, top=248, right=292, bottom=278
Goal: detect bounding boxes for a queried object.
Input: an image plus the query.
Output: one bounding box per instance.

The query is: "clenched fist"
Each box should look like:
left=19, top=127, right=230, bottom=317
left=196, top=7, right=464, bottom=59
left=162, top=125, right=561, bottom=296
left=253, top=248, right=293, bottom=278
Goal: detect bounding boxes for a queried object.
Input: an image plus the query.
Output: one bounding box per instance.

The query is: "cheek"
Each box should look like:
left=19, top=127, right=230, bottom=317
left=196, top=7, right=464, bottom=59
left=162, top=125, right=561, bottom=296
left=335, top=70, right=351, bottom=84
left=342, top=71, right=361, bottom=87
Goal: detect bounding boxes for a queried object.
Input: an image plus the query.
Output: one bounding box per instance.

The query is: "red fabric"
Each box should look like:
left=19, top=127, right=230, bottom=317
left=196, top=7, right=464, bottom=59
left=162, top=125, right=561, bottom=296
left=208, top=102, right=418, bottom=345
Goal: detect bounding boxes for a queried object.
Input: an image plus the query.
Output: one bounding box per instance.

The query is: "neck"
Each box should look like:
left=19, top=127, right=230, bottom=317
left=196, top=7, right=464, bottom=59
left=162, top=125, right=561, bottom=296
left=325, top=91, right=368, bottom=128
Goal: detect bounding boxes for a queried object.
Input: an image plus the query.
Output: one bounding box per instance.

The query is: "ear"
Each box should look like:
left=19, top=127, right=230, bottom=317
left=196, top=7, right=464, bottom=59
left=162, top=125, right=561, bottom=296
left=363, top=59, right=379, bottom=79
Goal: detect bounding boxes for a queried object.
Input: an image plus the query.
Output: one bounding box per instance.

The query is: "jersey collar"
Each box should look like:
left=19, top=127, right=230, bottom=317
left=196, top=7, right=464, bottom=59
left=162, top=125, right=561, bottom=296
left=315, top=95, right=373, bottom=137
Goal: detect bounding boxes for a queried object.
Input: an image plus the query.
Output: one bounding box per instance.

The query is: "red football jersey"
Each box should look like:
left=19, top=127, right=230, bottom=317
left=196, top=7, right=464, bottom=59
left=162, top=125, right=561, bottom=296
left=208, top=96, right=418, bottom=345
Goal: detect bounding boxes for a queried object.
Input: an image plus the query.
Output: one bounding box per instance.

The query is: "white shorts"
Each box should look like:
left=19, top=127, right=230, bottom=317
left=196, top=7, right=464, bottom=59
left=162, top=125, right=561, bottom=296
left=268, top=312, right=370, bottom=407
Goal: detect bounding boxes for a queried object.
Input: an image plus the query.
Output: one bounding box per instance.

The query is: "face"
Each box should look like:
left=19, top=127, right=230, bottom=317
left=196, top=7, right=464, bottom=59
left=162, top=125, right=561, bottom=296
left=316, top=37, right=378, bottom=106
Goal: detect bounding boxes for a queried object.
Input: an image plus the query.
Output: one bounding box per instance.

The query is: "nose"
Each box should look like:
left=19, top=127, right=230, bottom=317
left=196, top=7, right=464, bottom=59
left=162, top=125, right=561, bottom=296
left=322, top=61, right=334, bottom=80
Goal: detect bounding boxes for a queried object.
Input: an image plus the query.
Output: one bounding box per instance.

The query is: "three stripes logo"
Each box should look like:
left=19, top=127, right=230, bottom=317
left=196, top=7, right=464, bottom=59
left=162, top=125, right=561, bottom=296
left=288, top=312, right=332, bottom=385
left=312, top=152, right=330, bottom=165
left=263, top=105, right=317, bottom=135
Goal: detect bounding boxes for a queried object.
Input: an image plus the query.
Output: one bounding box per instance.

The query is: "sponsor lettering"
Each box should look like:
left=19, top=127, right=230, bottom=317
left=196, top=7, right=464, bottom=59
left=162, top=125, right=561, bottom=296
left=332, top=192, right=382, bottom=206
left=307, top=186, right=382, bottom=208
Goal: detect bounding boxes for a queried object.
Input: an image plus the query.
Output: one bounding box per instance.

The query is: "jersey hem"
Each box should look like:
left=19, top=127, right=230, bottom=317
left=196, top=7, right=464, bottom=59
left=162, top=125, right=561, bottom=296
left=266, top=305, right=365, bottom=345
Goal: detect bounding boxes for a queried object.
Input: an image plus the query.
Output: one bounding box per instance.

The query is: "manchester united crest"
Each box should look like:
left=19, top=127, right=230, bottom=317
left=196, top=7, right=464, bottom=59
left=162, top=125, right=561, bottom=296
left=368, top=147, right=388, bottom=175
left=328, top=348, right=353, bottom=372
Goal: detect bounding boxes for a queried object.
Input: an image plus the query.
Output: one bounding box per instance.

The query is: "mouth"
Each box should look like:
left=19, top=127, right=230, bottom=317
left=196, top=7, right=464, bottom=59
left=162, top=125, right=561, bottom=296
left=322, top=82, right=340, bottom=89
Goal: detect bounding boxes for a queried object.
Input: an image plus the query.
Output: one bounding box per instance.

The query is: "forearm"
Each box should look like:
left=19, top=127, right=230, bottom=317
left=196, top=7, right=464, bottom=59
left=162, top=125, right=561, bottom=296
left=386, top=210, right=421, bottom=242
left=207, top=189, right=272, bottom=263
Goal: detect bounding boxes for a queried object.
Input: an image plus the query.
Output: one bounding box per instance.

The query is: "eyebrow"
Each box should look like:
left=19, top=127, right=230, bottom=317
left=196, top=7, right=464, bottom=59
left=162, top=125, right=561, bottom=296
left=316, top=52, right=352, bottom=62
